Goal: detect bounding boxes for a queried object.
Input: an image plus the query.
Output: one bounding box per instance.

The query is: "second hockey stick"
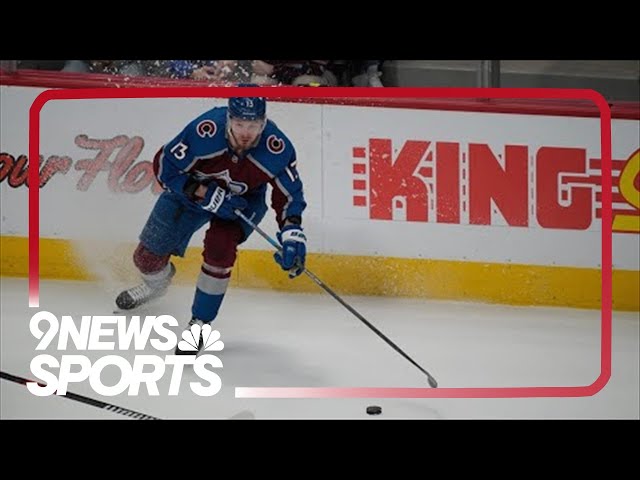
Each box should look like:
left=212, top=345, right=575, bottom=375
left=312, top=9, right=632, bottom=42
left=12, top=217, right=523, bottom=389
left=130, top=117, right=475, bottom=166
left=1, top=370, right=159, bottom=419
left=235, top=210, right=438, bottom=388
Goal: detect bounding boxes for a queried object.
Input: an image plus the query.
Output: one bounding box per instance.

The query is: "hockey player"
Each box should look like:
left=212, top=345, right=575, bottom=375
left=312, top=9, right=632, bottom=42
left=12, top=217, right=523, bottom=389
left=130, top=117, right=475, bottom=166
left=115, top=92, right=307, bottom=354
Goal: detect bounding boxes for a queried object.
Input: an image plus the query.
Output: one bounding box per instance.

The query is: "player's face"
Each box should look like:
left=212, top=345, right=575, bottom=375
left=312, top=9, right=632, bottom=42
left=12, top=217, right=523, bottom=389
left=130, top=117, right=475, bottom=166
left=228, top=117, right=265, bottom=149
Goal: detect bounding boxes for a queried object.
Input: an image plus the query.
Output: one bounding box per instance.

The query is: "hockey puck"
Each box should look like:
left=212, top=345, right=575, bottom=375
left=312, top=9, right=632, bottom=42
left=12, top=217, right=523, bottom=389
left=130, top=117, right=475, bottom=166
left=366, top=405, right=382, bottom=415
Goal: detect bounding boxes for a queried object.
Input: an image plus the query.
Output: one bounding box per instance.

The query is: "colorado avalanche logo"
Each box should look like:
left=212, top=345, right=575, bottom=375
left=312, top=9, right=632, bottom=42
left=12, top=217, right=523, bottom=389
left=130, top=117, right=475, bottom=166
left=267, top=134, right=285, bottom=155
left=196, top=120, right=217, bottom=138
left=211, top=170, right=248, bottom=195
left=192, top=169, right=248, bottom=194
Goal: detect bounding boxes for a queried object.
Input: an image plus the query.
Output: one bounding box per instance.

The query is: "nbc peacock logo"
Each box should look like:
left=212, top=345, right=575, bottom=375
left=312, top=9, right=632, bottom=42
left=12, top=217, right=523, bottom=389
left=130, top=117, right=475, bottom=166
left=177, top=323, right=225, bottom=353
left=28, top=312, right=225, bottom=397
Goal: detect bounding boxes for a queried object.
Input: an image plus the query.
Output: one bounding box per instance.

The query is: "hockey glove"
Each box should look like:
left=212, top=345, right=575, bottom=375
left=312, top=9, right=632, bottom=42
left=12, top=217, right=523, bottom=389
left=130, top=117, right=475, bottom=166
left=274, top=224, right=307, bottom=278
left=200, top=185, right=247, bottom=220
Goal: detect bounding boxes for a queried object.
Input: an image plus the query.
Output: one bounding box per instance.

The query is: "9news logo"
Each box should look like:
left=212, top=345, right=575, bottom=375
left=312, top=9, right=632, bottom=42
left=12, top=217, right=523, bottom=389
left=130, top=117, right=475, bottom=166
left=27, top=311, right=224, bottom=397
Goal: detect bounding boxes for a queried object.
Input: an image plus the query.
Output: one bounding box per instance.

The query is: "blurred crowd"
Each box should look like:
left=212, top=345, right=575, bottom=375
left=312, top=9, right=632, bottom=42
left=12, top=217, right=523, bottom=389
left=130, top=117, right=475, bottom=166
left=5, top=60, right=387, bottom=87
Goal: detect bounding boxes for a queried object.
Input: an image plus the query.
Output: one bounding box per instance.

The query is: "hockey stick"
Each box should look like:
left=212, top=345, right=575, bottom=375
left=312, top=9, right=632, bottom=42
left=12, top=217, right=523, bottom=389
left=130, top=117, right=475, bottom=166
left=0, top=370, right=160, bottom=419
left=2, top=371, right=256, bottom=419
left=235, top=210, right=438, bottom=388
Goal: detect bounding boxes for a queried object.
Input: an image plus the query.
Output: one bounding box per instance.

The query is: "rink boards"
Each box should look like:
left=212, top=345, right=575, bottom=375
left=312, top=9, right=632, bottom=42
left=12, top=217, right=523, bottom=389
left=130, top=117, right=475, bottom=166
left=0, top=85, right=638, bottom=310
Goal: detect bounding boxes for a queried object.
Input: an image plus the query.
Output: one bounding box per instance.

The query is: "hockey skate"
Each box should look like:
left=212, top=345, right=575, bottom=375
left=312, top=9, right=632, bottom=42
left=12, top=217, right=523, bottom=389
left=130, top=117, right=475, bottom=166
left=175, top=318, right=207, bottom=355
left=115, top=262, right=176, bottom=311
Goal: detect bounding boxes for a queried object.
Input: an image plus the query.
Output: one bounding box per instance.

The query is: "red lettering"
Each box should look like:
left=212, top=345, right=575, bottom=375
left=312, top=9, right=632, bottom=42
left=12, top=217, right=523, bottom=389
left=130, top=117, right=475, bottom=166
left=122, top=161, right=156, bottom=193
left=369, top=139, right=430, bottom=221
left=536, top=147, right=592, bottom=230
left=108, top=136, right=145, bottom=192
left=1, top=140, right=161, bottom=194
left=469, top=144, right=528, bottom=226
left=436, top=142, right=460, bottom=223
left=8, top=155, right=28, bottom=188
left=74, top=135, right=128, bottom=191
left=38, top=156, right=72, bottom=187
left=2, top=154, right=72, bottom=189
left=0, top=153, right=15, bottom=183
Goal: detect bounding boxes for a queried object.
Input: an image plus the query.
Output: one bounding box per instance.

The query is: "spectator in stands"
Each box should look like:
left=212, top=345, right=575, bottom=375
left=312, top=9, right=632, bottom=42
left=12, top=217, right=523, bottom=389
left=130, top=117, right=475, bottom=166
left=152, top=60, right=251, bottom=83
left=350, top=60, right=385, bottom=87
left=86, top=60, right=149, bottom=76
left=250, top=60, right=338, bottom=86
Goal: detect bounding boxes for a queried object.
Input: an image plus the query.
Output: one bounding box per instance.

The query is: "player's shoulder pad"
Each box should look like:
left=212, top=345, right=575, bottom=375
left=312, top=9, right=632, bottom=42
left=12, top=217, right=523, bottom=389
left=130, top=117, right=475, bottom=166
left=251, top=120, right=296, bottom=176
left=182, top=107, right=228, bottom=153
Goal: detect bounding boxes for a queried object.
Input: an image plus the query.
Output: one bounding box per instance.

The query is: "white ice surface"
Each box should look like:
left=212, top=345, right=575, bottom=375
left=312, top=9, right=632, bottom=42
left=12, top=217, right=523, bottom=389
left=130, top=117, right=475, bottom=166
left=1, top=277, right=638, bottom=419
